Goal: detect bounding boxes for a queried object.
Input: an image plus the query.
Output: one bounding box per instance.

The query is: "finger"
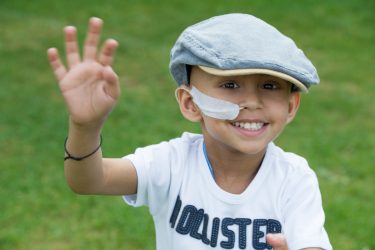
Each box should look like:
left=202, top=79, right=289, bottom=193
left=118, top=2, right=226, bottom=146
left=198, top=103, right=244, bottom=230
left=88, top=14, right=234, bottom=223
left=103, top=66, right=120, bottom=99
left=83, top=17, right=103, bottom=61
left=64, top=26, right=81, bottom=68
left=99, top=39, right=119, bottom=66
left=47, top=48, right=67, bottom=81
left=266, top=233, right=288, bottom=250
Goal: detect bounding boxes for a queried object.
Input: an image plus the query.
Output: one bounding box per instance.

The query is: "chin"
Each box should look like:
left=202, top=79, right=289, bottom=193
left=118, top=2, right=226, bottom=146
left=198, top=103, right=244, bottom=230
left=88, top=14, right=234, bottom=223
left=225, top=141, right=268, bottom=157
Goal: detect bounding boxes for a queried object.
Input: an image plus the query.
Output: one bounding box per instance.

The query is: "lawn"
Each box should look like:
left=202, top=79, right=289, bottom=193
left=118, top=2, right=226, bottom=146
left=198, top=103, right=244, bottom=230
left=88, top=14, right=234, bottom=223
left=0, top=0, right=374, bottom=249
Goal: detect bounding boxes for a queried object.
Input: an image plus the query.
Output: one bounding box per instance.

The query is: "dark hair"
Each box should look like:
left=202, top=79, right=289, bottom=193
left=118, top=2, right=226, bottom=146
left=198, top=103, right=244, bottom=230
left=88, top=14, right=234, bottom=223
left=291, top=84, right=300, bottom=92
left=186, top=65, right=192, bottom=84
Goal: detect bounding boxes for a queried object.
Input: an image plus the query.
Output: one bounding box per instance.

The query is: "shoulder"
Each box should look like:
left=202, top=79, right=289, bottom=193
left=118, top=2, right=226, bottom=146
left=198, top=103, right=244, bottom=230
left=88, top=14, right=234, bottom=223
left=265, top=143, right=322, bottom=204
left=146, top=132, right=202, bottom=152
left=171, top=132, right=203, bottom=146
left=266, top=142, right=317, bottom=180
left=126, top=132, right=203, bottom=162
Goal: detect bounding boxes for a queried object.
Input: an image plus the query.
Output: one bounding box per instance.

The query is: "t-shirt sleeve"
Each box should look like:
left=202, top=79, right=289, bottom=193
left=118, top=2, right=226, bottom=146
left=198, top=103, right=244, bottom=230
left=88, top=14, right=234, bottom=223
left=281, top=161, right=332, bottom=250
left=122, top=138, right=186, bottom=216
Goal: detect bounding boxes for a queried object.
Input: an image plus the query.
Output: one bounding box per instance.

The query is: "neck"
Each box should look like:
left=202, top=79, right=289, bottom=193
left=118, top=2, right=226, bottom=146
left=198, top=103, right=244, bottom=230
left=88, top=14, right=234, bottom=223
left=203, top=139, right=266, bottom=194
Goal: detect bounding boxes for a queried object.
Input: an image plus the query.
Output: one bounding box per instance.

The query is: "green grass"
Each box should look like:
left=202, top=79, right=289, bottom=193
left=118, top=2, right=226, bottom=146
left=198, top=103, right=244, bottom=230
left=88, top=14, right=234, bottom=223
left=0, top=0, right=374, bottom=249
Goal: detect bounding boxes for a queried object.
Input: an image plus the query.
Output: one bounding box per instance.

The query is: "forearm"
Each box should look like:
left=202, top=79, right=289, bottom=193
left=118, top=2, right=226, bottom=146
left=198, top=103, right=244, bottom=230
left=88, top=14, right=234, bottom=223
left=64, top=119, right=105, bottom=194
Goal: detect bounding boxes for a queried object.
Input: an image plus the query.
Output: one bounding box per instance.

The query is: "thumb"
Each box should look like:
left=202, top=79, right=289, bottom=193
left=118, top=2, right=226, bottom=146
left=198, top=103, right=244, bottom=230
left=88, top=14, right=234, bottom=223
left=266, top=233, right=288, bottom=250
left=103, top=66, right=120, bottom=99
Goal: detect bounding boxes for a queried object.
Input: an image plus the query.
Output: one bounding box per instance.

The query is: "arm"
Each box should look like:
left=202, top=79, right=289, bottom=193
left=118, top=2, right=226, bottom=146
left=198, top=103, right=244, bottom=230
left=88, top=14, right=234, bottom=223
left=47, top=17, right=137, bottom=195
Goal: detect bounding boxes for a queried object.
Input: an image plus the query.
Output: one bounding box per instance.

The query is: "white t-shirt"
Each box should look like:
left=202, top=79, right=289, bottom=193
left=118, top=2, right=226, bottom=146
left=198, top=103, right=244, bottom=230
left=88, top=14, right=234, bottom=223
left=124, top=132, right=332, bottom=250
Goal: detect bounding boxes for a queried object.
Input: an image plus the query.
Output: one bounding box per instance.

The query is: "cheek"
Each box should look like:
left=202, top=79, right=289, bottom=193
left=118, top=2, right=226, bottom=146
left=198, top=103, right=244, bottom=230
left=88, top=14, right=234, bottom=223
left=266, top=100, right=291, bottom=122
left=201, top=117, right=227, bottom=141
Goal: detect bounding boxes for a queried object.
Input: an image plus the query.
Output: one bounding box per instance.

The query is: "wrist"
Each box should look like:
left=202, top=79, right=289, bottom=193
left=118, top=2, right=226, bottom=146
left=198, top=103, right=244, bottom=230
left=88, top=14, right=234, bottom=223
left=64, top=135, right=102, bottom=161
left=67, top=118, right=102, bottom=151
left=66, top=121, right=102, bottom=160
left=69, top=117, right=103, bottom=136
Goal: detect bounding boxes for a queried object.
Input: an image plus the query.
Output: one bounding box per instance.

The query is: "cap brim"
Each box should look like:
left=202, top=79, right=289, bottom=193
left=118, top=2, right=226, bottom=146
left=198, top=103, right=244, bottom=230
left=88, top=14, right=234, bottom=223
left=198, top=65, right=308, bottom=92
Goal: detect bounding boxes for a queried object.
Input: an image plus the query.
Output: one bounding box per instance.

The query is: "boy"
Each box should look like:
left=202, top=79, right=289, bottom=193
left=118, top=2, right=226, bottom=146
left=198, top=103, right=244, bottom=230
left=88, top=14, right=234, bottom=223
left=48, top=14, right=332, bottom=250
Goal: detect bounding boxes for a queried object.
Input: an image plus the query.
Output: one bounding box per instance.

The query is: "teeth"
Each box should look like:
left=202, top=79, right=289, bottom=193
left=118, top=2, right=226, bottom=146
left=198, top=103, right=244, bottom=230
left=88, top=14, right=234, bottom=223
left=233, top=122, right=264, bottom=131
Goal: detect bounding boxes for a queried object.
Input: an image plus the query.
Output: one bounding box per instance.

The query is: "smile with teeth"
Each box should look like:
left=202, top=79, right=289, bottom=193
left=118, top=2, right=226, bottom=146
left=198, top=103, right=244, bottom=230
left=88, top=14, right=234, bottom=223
left=231, top=122, right=265, bottom=131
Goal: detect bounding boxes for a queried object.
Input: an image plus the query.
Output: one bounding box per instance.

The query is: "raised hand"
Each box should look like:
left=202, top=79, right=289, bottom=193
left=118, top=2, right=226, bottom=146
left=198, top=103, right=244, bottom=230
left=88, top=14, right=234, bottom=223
left=47, top=17, right=120, bottom=129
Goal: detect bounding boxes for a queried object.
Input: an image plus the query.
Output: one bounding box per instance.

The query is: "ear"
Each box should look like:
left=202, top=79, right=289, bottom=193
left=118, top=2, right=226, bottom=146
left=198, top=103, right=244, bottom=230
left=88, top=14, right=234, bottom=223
left=175, top=86, right=202, bottom=122
left=286, top=92, right=301, bottom=124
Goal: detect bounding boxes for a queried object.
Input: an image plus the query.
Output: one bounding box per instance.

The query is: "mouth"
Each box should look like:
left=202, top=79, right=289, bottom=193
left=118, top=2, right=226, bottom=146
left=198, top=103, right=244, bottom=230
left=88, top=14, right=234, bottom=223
left=230, top=121, right=266, bottom=131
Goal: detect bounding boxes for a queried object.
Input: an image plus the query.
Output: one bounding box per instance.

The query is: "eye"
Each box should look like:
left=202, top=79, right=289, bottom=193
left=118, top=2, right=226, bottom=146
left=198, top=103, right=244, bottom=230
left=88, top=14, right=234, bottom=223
left=221, top=82, right=240, bottom=89
left=261, top=81, right=280, bottom=90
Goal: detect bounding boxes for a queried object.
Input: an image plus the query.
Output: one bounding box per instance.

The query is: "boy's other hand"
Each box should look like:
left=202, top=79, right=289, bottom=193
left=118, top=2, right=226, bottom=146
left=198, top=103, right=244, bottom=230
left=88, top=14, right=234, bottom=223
left=267, top=233, right=288, bottom=250
left=47, top=17, right=120, bottom=129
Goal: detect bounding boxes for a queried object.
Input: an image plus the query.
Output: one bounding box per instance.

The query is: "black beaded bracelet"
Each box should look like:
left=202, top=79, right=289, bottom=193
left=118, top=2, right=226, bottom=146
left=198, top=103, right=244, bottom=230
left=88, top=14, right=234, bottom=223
left=64, top=135, right=102, bottom=161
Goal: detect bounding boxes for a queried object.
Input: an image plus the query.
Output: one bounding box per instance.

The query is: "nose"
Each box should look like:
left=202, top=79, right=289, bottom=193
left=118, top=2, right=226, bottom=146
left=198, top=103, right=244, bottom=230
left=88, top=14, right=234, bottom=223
left=239, top=89, right=263, bottom=111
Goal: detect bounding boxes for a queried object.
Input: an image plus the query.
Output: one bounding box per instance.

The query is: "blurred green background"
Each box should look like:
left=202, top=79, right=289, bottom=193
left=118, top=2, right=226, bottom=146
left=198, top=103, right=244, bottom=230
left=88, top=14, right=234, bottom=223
left=0, top=0, right=374, bottom=249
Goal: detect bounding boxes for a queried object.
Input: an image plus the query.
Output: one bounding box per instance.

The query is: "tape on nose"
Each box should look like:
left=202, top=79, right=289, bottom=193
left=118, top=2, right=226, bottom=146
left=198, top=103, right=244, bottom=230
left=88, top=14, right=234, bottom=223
left=189, top=86, right=241, bottom=120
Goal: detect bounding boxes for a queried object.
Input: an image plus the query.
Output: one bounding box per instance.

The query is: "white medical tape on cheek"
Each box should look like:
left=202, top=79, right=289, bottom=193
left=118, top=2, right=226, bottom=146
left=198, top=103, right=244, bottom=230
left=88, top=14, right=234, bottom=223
left=189, top=86, right=241, bottom=120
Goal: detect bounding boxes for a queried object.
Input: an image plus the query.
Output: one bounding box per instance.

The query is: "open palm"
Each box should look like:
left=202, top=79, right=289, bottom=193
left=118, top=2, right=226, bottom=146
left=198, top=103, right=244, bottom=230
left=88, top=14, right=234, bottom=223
left=48, top=17, right=120, bottom=128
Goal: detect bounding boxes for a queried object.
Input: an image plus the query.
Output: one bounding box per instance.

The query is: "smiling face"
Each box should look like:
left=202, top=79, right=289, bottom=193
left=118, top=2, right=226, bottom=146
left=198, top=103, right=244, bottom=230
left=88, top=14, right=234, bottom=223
left=177, top=66, right=301, bottom=158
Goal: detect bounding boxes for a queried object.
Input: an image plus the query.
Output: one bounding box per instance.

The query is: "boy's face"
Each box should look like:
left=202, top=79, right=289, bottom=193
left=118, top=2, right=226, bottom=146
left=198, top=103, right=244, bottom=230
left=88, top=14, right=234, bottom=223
left=178, top=66, right=301, bottom=156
